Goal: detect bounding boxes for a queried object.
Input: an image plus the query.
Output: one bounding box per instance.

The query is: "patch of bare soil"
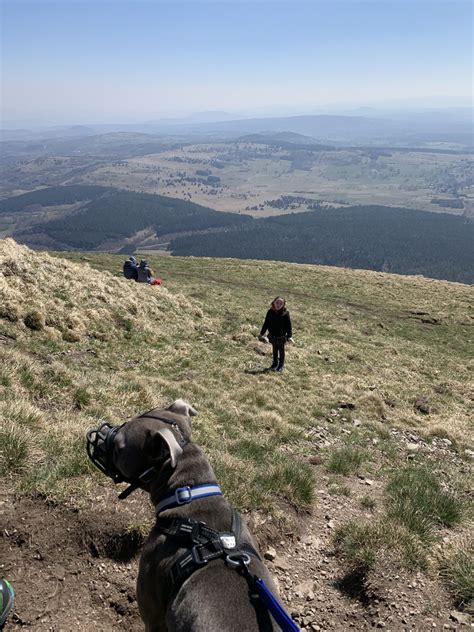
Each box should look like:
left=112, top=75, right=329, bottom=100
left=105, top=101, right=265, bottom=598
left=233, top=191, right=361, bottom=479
left=1, top=484, right=150, bottom=631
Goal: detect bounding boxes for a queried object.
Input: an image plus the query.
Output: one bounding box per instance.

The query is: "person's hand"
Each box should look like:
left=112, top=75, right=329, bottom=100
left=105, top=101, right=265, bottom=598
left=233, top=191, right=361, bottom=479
left=287, top=337, right=295, bottom=344
left=258, top=334, right=269, bottom=343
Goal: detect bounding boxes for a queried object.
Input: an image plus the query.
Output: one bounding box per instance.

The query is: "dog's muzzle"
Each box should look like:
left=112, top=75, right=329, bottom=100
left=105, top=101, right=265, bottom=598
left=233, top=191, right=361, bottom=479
left=86, top=421, right=125, bottom=483
left=86, top=421, right=161, bottom=499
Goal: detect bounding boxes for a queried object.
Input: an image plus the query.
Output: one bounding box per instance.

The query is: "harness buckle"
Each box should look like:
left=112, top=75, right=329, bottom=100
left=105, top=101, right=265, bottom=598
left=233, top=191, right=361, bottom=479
left=175, top=486, right=192, bottom=505
left=191, top=545, right=209, bottom=566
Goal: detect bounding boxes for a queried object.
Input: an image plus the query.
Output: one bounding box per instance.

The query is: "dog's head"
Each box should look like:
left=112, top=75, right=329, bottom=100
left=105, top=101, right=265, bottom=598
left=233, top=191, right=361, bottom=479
left=86, top=400, right=197, bottom=497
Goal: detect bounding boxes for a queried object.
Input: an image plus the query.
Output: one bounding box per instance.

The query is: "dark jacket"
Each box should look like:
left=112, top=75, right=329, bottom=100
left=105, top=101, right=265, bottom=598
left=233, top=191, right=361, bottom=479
left=137, top=262, right=152, bottom=284
left=260, top=308, right=292, bottom=339
left=123, top=258, right=138, bottom=281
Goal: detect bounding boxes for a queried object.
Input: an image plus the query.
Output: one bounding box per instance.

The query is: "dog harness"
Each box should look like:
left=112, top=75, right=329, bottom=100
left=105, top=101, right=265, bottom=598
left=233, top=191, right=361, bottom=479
left=156, top=510, right=260, bottom=586
left=155, top=490, right=300, bottom=631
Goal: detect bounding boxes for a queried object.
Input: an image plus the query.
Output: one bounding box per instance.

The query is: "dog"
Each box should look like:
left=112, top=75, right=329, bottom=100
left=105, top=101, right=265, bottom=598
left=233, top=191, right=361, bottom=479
left=90, top=400, right=283, bottom=631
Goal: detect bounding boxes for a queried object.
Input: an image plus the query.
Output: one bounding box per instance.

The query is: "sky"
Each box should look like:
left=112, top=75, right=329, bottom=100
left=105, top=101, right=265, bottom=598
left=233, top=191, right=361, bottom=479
left=1, top=0, right=472, bottom=125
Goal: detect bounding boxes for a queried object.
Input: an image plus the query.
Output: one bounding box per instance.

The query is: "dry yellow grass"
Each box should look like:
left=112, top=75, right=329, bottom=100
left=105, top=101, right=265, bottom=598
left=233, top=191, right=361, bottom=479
left=0, top=238, right=203, bottom=343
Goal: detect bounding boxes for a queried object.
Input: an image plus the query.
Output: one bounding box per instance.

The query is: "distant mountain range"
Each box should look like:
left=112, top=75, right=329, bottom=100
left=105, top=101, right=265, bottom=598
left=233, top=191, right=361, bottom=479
left=2, top=108, right=472, bottom=145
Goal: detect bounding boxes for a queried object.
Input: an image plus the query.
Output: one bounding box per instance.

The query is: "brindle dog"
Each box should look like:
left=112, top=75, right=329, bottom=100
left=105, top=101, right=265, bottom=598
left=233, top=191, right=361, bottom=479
left=112, top=400, right=279, bottom=632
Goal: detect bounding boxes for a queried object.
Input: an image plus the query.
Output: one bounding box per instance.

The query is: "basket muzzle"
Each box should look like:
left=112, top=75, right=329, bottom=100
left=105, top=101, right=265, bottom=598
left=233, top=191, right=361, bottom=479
left=86, top=421, right=125, bottom=484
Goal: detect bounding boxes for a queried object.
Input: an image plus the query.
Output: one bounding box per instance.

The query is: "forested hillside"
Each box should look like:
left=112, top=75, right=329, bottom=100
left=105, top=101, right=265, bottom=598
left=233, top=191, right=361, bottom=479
left=170, top=205, right=474, bottom=284
left=0, top=184, right=114, bottom=212
left=7, top=188, right=251, bottom=250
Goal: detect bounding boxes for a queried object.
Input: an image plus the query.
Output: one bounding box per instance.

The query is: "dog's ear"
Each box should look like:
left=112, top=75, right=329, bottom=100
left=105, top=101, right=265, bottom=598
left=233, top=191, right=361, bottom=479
left=151, top=427, right=183, bottom=468
left=167, top=399, right=197, bottom=418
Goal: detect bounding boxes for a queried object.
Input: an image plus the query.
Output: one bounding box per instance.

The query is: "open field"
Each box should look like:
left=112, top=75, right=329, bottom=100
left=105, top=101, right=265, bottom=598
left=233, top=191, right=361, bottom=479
left=1, top=239, right=472, bottom=628
left=2, top=137, right=472, bottom=217
left=78, top=142, right=473, bottom=215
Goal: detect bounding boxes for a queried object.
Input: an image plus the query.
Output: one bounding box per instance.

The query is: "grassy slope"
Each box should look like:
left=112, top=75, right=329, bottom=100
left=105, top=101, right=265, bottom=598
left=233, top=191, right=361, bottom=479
left=2, top=242, right=472, bottom=486
left=1, top=240, right=473, bottom=608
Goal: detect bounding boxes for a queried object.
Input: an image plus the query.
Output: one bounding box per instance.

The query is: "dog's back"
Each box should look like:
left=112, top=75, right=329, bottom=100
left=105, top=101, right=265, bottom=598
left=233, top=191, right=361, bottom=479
left=137, top=494, right=278, bottom=632
left=168, top=561, right=275, bottom=632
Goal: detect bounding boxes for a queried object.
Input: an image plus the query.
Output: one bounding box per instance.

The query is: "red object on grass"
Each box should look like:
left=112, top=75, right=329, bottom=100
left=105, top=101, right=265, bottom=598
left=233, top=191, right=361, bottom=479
left=151, top=279, right=162, bottom=285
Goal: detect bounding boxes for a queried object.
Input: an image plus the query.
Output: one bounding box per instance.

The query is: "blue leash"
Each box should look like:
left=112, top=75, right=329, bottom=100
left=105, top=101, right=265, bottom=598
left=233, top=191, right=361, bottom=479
left=253, top=577, right=300, bottom=632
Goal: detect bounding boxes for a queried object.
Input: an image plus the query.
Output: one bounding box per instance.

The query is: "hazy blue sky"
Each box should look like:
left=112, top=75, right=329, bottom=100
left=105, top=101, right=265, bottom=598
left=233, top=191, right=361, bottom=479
left=1, top=0, right=472, bottom=124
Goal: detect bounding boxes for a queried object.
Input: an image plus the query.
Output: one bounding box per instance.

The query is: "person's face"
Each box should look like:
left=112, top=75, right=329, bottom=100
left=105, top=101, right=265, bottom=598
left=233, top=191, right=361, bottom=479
left=274, top=298, right=284, bottom=310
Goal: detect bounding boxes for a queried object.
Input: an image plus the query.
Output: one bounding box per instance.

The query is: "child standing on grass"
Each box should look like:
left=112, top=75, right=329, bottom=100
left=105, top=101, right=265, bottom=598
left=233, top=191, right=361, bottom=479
left=259, top=296, right=294, bottom=372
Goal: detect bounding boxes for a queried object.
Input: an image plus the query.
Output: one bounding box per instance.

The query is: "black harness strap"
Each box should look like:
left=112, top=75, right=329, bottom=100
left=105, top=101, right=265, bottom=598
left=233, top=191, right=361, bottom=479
left=155, top=510, right=261, bottom=588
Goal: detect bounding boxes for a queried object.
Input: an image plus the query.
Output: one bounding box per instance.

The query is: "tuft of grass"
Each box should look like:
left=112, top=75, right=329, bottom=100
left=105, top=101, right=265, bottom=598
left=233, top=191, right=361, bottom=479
left=74, top=387, right=91, bottom=410
left=334, top=521, right=378, bottom=571
left=360, top=494, right=376, bottom=510
left=440, top=538, right=474, bottom=612
left=0, top=423, right=30, bottom=475
left=334, top=518, right=426, bottom=573
left=385, top=465, right=463, bottom=541
left=326, top=446, right=366, bottom=476
left=259, top=458, right=314, bottom=506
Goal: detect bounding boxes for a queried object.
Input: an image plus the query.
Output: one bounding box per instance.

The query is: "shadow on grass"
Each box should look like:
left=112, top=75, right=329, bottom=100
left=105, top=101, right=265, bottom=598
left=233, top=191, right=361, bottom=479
left=244, top=367, right=273, bottom=375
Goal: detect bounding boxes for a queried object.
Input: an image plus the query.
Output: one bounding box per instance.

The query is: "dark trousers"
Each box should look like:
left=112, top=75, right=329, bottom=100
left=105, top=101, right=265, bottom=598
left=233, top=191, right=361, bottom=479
left=271, top=337, right=286, bottom=368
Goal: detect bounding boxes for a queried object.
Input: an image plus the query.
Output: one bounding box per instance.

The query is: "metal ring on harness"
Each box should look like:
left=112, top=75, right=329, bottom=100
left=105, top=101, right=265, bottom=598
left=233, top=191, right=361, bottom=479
left=225, top=552, right=251, bottom=569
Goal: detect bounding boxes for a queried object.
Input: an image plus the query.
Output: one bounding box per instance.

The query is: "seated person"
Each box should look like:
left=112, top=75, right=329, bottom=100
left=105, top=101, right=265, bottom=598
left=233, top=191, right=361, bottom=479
left=137, top=260, right=161, bottom=285
left=123, top=256, right=138, bottom=281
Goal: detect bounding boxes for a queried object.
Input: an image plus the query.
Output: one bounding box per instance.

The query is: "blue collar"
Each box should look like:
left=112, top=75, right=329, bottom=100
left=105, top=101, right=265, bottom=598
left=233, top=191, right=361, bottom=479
left=155, top=483, right=222, bottom=515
